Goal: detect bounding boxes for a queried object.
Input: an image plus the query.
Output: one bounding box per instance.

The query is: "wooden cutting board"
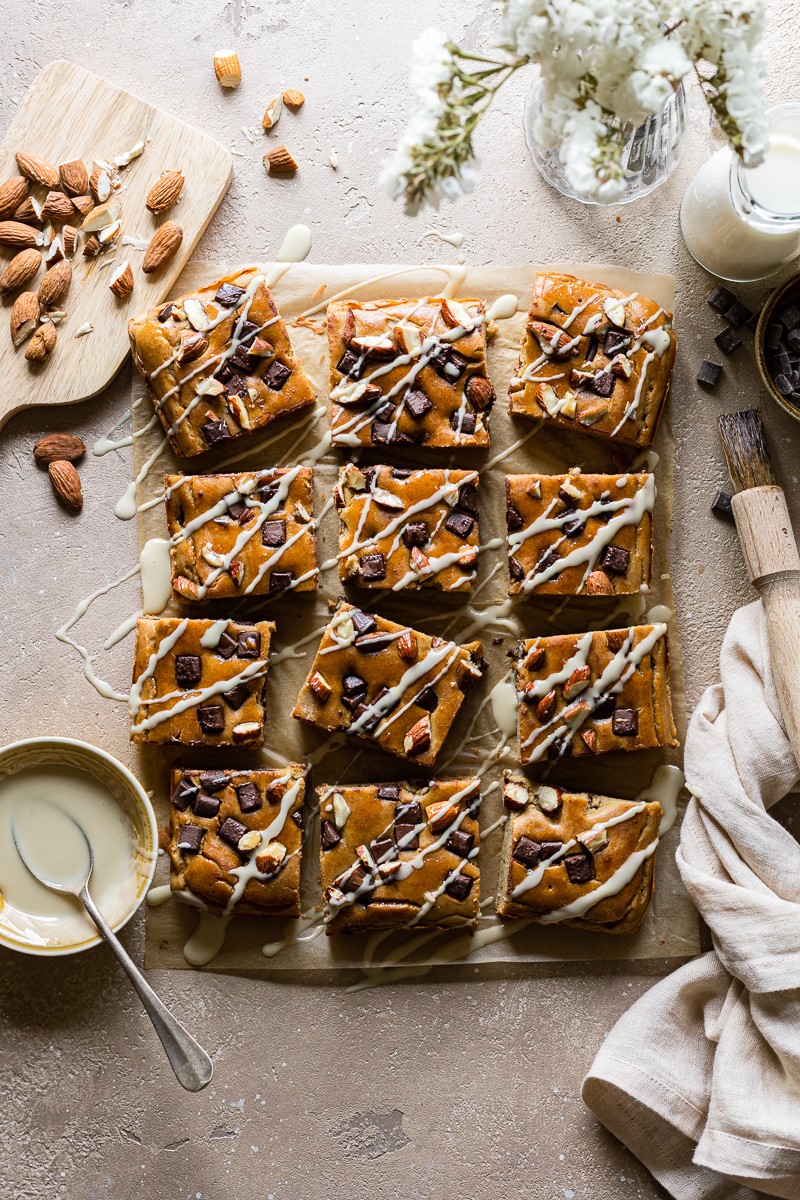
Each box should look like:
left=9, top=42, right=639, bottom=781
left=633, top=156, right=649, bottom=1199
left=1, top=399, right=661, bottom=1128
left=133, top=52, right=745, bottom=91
left=0, top=60, right=233, bottom=431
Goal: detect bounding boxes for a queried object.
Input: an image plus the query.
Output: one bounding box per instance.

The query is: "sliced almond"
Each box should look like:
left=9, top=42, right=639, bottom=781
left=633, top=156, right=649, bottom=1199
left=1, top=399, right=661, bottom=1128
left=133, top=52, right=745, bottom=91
left=603, top=296, right=628, bottom=328
left=182, top=295, right=210, bottom=331
left=15, top=152, right=59, bottom=190
left=83, top=234, right=101, bottom=259
left=528, top=319, right=574, bottom=359
left=536, top=785, right=562, bottom=813
left=12, top=195, right=42, bottom=225
left=89, top=168, right=111, bottom=203
left=394, top=321, right=422, bottom=355
left=332, top=792, right=350, bottom=830
left=563, top=664, right=591, bottom=700
left=237, top=830, right=262, bottom=853
left=71, top=193, right=95, bottom=218
left=177, top=329, right=208, bottom=363
left=97, top=220, right=121, bottom=246
left=108, top=260, right=134, bottom=298
left=371, top=487, right=404, bottom=510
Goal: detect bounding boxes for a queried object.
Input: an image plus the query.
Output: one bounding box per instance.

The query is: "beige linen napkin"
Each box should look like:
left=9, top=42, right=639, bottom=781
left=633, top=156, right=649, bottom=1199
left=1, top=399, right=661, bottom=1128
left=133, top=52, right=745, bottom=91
left=583, top=600, right=800, bottom=1200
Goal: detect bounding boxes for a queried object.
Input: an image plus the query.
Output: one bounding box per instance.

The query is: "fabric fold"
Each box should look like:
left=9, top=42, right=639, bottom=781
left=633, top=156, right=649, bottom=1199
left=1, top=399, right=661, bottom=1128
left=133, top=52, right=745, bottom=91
left=583, top=601, right=800, bottom=1199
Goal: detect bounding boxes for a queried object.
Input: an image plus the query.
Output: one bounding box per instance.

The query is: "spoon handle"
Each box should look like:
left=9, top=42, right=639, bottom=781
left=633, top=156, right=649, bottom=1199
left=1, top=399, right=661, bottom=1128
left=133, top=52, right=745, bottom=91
left=80, top=885, right=213, bottom=1092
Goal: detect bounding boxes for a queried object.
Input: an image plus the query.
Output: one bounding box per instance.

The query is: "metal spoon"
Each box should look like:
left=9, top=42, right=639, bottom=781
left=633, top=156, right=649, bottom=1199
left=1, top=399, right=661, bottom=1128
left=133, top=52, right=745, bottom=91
left=12, top=813, right=213, bottom=1092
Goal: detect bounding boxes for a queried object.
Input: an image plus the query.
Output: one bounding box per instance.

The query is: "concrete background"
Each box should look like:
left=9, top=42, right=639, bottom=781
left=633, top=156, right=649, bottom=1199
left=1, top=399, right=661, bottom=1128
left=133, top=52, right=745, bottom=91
left=1, top=2, right=799, bottom=1197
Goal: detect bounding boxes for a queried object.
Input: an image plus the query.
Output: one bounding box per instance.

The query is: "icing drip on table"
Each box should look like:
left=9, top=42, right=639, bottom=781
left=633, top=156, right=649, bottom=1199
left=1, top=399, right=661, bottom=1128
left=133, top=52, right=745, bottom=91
left=639, top=763, right=685, bottom=835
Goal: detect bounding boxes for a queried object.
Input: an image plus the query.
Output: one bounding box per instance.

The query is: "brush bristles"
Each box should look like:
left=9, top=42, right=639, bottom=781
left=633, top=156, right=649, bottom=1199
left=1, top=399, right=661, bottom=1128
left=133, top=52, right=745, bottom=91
left=718, top=409, right=776, bottom=493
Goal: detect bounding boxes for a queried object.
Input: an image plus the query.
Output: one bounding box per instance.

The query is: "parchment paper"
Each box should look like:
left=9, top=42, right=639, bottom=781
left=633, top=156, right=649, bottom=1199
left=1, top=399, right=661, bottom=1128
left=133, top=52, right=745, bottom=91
left=134, top=260, right=699, bottom=975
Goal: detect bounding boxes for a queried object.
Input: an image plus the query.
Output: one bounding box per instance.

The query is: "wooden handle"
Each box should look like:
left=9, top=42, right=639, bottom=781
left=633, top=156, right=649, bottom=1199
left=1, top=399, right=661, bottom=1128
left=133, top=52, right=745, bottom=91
left=732, top=486, right=800, bottom=769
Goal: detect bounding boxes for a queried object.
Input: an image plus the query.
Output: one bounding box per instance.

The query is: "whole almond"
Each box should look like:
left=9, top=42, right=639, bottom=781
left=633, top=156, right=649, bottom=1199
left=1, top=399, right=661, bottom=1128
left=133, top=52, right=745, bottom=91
left=25, top=320, right=57, bottom=363
left=264, top=144, right=298, bottom=174
left=34, top=432, right=86, bottom=466
left=41, top=191, right=75, bottom=223
left=145, top=170, right=184, bottom=215
left=59, top=159, right=89, bottom=196
left=142, top=221, right=183, bottom=273
left=10, top=291, right=40, bottom=345
left=71, top=193, right=94, bottom=218
left=38, top=260, right=72, bottom=308
left=48, top=460, right=82, bottom=511
left=0, top=220, right=38, bottom=249
left=0, top=175, right=29, bottom=220
left=0, top=248, right=41, bottom=295
left=16, top=152, right=60, bottom=190
left=109, top=260, right=134, bottom=298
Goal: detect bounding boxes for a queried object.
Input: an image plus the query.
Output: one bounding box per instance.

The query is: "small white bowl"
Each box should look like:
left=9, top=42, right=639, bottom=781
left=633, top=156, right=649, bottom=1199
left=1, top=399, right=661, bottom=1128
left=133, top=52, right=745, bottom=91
left=0, top=737, right=157, bottom=957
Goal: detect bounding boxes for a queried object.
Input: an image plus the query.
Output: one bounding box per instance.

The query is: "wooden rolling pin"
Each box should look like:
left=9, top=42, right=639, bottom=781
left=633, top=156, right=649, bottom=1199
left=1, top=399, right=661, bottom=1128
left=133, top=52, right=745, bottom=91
left=719, top=408, right=800, bottom=770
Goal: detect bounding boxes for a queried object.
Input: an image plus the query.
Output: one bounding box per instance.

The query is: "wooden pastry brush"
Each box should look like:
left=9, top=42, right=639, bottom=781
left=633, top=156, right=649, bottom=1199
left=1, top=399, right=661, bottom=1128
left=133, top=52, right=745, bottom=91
left=718, top=408, right=800, bottom=769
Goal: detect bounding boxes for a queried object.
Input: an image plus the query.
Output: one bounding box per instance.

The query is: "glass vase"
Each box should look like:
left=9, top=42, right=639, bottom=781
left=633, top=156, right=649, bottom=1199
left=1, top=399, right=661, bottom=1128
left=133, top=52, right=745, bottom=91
left=523, top=78, right=687, bottom=206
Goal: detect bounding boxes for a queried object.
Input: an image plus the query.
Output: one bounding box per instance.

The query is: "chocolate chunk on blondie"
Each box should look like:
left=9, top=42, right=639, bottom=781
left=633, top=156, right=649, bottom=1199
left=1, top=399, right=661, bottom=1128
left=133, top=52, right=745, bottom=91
left=169, top=764, right=305, bottom=916
left=165, top=466, right=317, bottom=600
left=292, top=602, right=485, bottom=765
left=508, top=272, right=677, bottom=448
left=131, top=617, right=274, bottom=746
left=128, top=268, right=315, bottom=458
left=513, top=623, right=677, bottom=764
left=318, top=778, right=481, bottom=934
left=505, top=469, right=653, bottom=597
left=495, top=773, right=662, bottom=933
left=334, top=463, right=480, bottom=591
left=328, top=297, right=494, bottom=449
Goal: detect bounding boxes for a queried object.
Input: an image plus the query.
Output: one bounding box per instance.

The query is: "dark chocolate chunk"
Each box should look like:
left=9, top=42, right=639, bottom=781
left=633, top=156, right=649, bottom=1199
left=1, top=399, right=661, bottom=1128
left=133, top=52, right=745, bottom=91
left=230, top=343, right=257, bottom=373
left=612, top=707, right=639, bottom=737
left=175, top=654, right=201, bottom=689
left=351, top=610, right=376, bottom=636
left=371, top=835, right=394, bottom=861
left=261, top=519, right=287, bottom=548
left=392, top=468, right=413, bottom=480
left=509, top=556, right=524, bottom=581
left=215, top=282, right=246, bottom=308
left=444, top=512, right=474, bottom=539
left=428, top=346, right=451, bottom=374
left=711, top=489, right=734, bottom=521
left=393, top=823, right=419, bottom=850
left=445, top=829, right=474, bottom=857
left=766, top=322, right=784, bottom=351
left=237, top=319, right=259, bottom=343
left=778, top=303, right=800, bottom=330
left=216, top=631, right=239, bottom=660
left=224, top=372, right=248, bottom=398
left=193, top=791, right=221, bottom=818
left=236, top=782, right=262, bottom=813
left=354, top=631, right=394, bottom=654
left=340, top=864, right=367, bottom=893
left=563, top=516, right=585, bottom=538
left=237, top=630, right=261, bottom=658
left=402, top=521, right=429, bottom=548
left=371, top=421, right=394, bottom=445
left=512, top=835, right=542, bottom=868
left=171, top=778, right=199, bottom=810
left=342, top=673, right=367, bottom=697
left=396, top=800, right=423, bottom=825
left=269, top=571, right=293, bottom=594
left=599, top=544, right=631, bottom=575
left=263, top=361, right=291, bottom=390
left=696, top=359, right=722, bottom=388
left=157, top=303, right=174, bottom=322
left=320, top=819, right=341, bottom=851
left=377, top=783, right=400, bottom=801
left=604, top=329, right=631, bottom=357
left=201, top=418, right=232, bottom=446
left=707, top=284, right=736, bottom=314
left=444, top=872, right=473, bottom=901
left=536, top=547, right=560, bottom=574
left=219, top=816, right=248, bottom=849
left=446, top=350, right=468, bottom=379
left=176, top=824, right=204, bottom=852
left=775, top=373, right=794, bottom=395
left=725, top=300, right=753, bottom=328
left=222, top=682, right=251, bottom=710
left=404, top=388, right=433, bottom=418
left=457, top=483, right=478, bottom=515
left=415, top=686, right=439, bottom=712
left=789, top=328, right=800, bottom=352
left=199, top=770, right=229, bottom=793
left=291, top=809, right=304, bottom=828
left=197, top=705, right=225, bottom=734
left=564, top=851, right=596, bottom=885
left=591, top=371, right=616, bottom=397
left=547, top=737, right=571, bottom=759
left=216, top=363, right=233, bottom=384
left=450, top=410, right=476, bottom=436
left=592, top=694, right=616, bottom=720
left=359, top=553, right=386, bottom=581
left=715, top=326, right=742, bottom=356
left=506, top=504, right=524, bottom=532
left=227, top=500, right=250, bottom=523
left=337, top=348, right=362, bottom=378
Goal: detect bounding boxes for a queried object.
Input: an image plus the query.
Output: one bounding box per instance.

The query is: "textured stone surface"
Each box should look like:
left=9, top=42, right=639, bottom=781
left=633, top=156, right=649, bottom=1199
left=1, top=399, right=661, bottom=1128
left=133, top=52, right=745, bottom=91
left=1, top=3, right=799, bottom=1197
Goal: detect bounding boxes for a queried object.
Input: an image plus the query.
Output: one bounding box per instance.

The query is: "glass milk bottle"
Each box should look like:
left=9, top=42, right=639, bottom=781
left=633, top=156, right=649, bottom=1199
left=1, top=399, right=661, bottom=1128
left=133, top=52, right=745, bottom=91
left=680, top=102, right=800, bottom=282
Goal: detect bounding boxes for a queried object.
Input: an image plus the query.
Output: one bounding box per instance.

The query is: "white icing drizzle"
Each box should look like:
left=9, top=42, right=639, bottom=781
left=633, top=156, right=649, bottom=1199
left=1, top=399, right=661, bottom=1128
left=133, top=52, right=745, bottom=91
left=538, top=841, right=658, bottom=923
left=490, top=673, right=518, bottom=738
left=140, top=537, right=172, bottom=613
left=486, top=293, right=519, bottom=321
left=55, top=567, right=141, bottom=702
left=224, top=773, right=301, bottom=913
left=183, top=912, right=230, bottom=967
left=511, top=802, right=649, bottom=898
left=146, top=883, right=172, bottom=907
left=639, top=763, right=685, bottom=835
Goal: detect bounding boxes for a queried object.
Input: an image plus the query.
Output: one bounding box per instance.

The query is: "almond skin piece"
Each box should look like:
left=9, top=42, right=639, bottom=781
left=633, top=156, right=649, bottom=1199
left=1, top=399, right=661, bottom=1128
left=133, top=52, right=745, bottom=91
left=10, top=291, right=40, bottom=345
left=58, top=159, right=89, bottom=196
left=0, top=221, right=38, bottom=249
left=33, top=433, right=86, bottom=466
left=15, top=152, right=59, bottom=190
left=0, top=248, right=41, bottom=295
left=145, top=170, right=185, bottom=215
left=142, top=221, right=183, bottom=273
left=264, top=145, right=298, bottom=174
left=0, top=175, right=29, bottom=220
left=38, top=260, right=72, bottom=308
left=25, top=320, right=57, bottom=363
left=48, top=460, right=82, bottom=511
